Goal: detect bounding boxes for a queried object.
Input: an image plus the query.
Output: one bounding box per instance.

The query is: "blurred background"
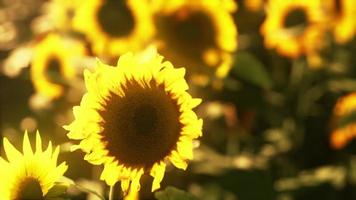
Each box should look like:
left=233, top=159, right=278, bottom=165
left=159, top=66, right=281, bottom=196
left=1, top=0, right=356, bottom=199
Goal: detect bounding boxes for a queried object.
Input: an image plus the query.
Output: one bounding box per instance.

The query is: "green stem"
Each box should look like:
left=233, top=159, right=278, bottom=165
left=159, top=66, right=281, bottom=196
left=62, top=177, right=105, bottom=200
left=109, top=186, right=115, bottom=200
left=74, top=184, right=105, bottom=200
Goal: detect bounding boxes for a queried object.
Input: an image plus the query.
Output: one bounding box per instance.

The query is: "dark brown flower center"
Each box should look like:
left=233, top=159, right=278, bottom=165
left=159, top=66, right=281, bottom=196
left=99, top=79, right=182, bottom=168
left=334, top=0, right=342, bottom=16
left=283, top=7, right=308, bottom=29
left=97, top=0, right=135, bottom=38
left=14, top=177, right=44, bottom=200
left=45, top=56, right=66, bottom=85
left=132, top=104, right=158, bottom=135
left=154, top=9, right=217, bottom=72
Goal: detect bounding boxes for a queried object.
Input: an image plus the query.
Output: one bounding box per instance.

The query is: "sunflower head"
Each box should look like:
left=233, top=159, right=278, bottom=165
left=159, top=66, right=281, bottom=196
left=44, top=0, right=82, bottom=30
left=261, top=0, right=326, bottom=58
left=152, top=0, right=237, bottom=81
left=333, top=93, right=356, bottom=117
left=64, top=48, right=203, bottom=194
left=330, top=93, right=356, bottom=149
left=0, top=131, right=68, bottom=200
left=244, top=0, right=267, bottom=12
left=323, top=0, right=356, bottom=43
left=31, top=33, right=86, bottom=100
left=72, top=0, right=154, bottom=57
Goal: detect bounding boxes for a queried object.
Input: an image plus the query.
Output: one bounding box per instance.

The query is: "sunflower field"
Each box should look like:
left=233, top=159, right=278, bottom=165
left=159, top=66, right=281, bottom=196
left=1, top=0, right=356, bottom=199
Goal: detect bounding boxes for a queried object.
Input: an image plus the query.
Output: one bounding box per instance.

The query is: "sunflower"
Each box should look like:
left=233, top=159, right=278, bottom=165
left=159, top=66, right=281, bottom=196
left=261, top=0, right=326, bottom=58
left=244, top=0, right=267, bottom=12
left=31, top=33, right=86, bottom=99
left=0, top=131, right=68, bottom=200
left=72, top=0, right=154, bottom=57
left=330, top=124, right=356, bottom=149
left=323, top=0, right=356, bottom=44
left=44, top=0, right=82, bottom=30
left=333, top=93, right=356, bottom=117
left=64, top=49, right=203, bottom=193
left=330, top=93, right=356, bottom=149
left=151, top=0, right=237, bottom=80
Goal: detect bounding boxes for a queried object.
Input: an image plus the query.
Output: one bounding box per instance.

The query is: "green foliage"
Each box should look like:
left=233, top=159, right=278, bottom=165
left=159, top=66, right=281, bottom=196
left=338, top=111, right=356, bottom=128
left=155, top=187, right=198, bottom=200
left=231, top=51, right=272, bottom=89
left=45, top=184, right=69, bottom=200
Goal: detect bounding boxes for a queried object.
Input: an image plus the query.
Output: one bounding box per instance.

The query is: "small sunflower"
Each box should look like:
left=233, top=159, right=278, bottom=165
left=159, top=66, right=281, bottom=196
left=330, top=93, right=356, bottom=149
left=151, top=0, right=237, bottom=79
left=244, top=0, right=267, bottom=12
left=330, top=124, right=356, bottom=149
left=31, top=33, right=86, bottom=99
left=323, top=0, right=356, bottom=44
left=44, top=0, right=82, bottom=30
left=261, top=0, right=325, bottom=58
left=72, top=0, right=154, bottom=57
left=0, top=131, right=68, bottom=200
left=64, top=49, right=203, bottom=193
left=333, top=92, right=356, bottom=117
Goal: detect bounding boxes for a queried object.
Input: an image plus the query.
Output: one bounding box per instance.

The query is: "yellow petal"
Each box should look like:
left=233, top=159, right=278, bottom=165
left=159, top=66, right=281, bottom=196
left=44, top=141, right=53, bottom=158
left=177, top=138, right=193, bottom=160
left=23, top=130, right=33, bottom=157
left=191, top=98, right=202, bottom=108
left=0, top=157, right=9, bottom=168
left=124, top=188, right=139, bottom=200
left=121, top=179, right=130, bottom=194
left=169, top=151, right=188, bottom=170
left=150, top=162, right=166, bottom=191
left=51, top=146, right=60, bottom=165
left=130, top=169, right=144, bottom=192
left=35, top=130, right=43, bottom=153
left=101, top=162, right=120, bottom=186
left=3, top=138, right=23, bottom=163
left=84, top=69, right=97, bottom=94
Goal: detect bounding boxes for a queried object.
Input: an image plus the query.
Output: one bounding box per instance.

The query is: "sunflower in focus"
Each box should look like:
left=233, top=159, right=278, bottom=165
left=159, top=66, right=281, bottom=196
left=64, top=49, right=203, bottom=193
left=261, top=0, right=326, bottom=58
left=72, top=0, right=154, bottom=57
left=330, top=93, right=356, bottom=149
left=0, top=131, right=68, bottom=200
left=151, top=0, right=237, bottom=81
left=31, top=33, right=86, bottom=100
left=323, top=0, right=356, bottom=44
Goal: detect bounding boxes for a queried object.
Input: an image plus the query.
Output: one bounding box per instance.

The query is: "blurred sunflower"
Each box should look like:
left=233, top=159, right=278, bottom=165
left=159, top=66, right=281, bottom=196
left=31, top=33, right=86, bottom=100
left=64, top=49, right=203, bottom=193
left=43, top=0, right=82, bottom=31
left=330, top=124, right=356, bottom=149
left=0, top=131, right=68, bottom=200
left=72, top=0, right=154, bottom=57
left=333, top=92, right=356, bottom=117
left=151, top=0, right=237, bottom=81
left=330, top=93, right=356, bottom=149
left=323, top=0, right=356, bottom=44
left=244, top=0, right=267, bottom=12
left=261, top=0, right=325, bottom=58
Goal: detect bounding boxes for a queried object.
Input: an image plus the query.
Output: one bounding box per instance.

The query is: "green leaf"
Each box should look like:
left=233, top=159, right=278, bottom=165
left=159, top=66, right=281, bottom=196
left=337, top=111, right=356, bottom=128
left=45, top=183, right=68, bottom=199
left=155, top=186, right=198, bottom=200
left=232, top=51, right=272, bottom=89
left=45, top=198, right=70, bottom=200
